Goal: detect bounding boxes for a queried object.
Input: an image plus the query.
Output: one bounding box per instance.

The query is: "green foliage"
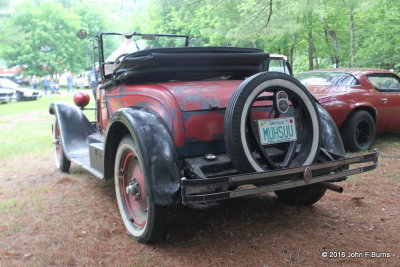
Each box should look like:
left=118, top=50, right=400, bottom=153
left=0, top=0, right=399, bottom=73
left=71, top=2, right=114, bottom=70
left=355, top=0, right=400, bottom=69
left=0, top=0, right=117, bottom=75
left=0, top=0, right=23, bottom=56
left=132, top=0, right=400, bottom=72
left=2, top=1, right=82, bottom=75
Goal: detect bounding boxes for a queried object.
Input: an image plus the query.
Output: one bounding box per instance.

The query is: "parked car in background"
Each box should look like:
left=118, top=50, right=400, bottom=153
left=0, top=87, right=16, bottom=103
left=0, top=74, right=29, bottom=86
left=296, top=68, right=400, bottom=151
left=0, top=78, right=41, bottom=101
left=74, top=71, right=90, bottom=88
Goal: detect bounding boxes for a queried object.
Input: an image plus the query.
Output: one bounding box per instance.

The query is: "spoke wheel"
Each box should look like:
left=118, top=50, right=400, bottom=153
left=53, top=119, right=71, bottom=172
left=225, top=72, right=321, bottom=173
left=114, top=135, right=167, bottom=243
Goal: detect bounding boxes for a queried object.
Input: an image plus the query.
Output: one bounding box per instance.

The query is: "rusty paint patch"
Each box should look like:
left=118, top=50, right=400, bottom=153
left=183, top=110, right=225, bottom=142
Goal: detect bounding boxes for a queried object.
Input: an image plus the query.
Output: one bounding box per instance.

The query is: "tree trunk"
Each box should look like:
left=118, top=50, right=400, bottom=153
left=306, top=4, right=314, bottom=71
left=289, top=34, right=297, bottom=67
left=329, top=30, right=340, bottom=68
left=349, top=7, right=356, bottom=67
left=319, top=16, right=340, bottom=68
left=321, top=21, right=335, bottom=65
left=308, top=30, right=314, bottom=70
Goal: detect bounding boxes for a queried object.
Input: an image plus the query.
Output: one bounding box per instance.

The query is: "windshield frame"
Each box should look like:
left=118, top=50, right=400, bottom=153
left=97, top=32, right=190, bottom=82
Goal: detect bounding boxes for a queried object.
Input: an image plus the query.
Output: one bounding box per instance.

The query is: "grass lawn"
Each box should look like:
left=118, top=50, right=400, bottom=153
left=0, top=93, right=94, bottom=161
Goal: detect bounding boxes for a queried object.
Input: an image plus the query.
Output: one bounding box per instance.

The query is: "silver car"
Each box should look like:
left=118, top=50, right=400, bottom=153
left=0, top=87, right=16, bottom=103
left=0, top=78, right=41, bottom=101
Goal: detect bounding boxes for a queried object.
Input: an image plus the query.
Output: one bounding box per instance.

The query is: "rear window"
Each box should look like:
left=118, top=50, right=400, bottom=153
left=368, top=74, right=400, bottom=91
left=295, top=72, right=360, bottom=86
left=267, top=58, right=291, bottom=74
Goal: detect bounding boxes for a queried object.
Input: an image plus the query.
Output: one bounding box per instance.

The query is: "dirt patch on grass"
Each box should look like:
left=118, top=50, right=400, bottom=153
left=1, top=136, right=399, bottom=266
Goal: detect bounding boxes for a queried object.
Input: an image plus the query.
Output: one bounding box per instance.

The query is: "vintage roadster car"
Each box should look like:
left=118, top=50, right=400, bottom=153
left=50, top=32, right=378, bottom=243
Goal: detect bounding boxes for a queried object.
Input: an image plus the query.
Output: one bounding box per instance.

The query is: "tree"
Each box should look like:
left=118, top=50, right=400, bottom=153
left=355, top=0, right=400, bottom=69
left=0, top=0, right=25, bottom=58
left=2, top=0, right=398, bottom=74
left=2, top=1, right=82, bottom=75
left=72, top=2, right=115, bottom=70
left=317, top=0, right=344, bottom=68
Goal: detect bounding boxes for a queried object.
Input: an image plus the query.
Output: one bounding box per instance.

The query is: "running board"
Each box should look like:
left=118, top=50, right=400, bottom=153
left=67, top=133, right=105, bottom=179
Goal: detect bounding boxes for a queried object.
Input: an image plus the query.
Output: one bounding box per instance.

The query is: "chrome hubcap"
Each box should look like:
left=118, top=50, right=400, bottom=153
left=126, top=178, right=141, bottom=200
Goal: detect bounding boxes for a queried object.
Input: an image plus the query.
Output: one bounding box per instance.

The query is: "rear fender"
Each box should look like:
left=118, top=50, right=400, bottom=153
left=317, top=103, right=346, bottom=157
left=104, top=107, right=181, bottom=206
left=49, top=101, right=97, bottom=159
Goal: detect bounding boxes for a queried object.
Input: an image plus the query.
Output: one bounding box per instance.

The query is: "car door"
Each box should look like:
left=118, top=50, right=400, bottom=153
left=367, top=73, right=400, bottom=132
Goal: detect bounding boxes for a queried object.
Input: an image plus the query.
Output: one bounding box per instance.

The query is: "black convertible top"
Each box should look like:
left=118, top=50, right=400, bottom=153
left=109, top=46, right=269, bottom=84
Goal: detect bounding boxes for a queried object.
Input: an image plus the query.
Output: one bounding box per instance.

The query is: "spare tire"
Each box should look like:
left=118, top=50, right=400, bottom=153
left=224, top=72, right=321, bottom=173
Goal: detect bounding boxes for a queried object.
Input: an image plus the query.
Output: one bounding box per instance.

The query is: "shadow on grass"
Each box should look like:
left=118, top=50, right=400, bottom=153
left=160, top=194, right=325, bottom=247
left=374, top=132, right=400, bottom=145
left=69, top=166, right=344, bottom=251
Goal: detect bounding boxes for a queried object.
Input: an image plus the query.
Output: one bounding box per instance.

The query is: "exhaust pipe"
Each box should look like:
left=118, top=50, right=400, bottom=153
left=320, top=182, right=343, bottom=193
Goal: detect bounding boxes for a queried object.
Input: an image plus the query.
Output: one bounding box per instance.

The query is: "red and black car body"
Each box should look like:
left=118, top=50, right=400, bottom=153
left=50, top=32, right=377, bottom=243
left=296, top=68, right=400, bottom=151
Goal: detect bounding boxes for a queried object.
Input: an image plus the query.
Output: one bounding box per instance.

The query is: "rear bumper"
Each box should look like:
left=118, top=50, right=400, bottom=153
left=181, top=151, right=378, bottom=205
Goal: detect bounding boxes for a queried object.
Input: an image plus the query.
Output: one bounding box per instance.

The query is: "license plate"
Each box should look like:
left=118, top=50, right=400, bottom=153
left=258, top=117, right=297, bottom=145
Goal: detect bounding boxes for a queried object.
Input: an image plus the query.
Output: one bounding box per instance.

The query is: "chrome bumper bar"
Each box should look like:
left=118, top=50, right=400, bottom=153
left=181, top=151, right=378, bottom=204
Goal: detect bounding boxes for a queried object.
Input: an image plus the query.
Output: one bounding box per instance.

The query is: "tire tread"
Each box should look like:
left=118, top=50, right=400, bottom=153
left=341, top=110, right=375, bottom=151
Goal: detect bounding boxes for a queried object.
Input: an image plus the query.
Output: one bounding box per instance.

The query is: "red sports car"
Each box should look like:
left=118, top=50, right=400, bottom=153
left=296, top=69, right=400, bottom=151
